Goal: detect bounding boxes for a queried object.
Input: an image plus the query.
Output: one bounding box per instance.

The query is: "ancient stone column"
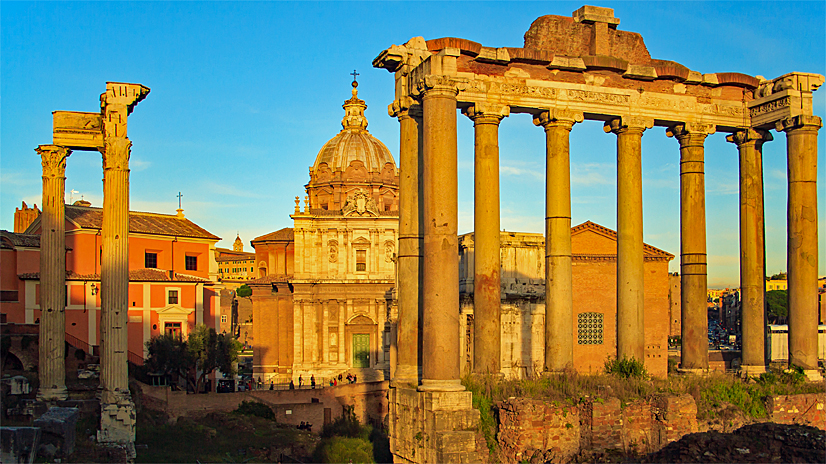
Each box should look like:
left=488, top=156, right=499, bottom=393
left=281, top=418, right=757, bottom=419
left=418, top=75, right=464, bottom=392
left=534, top=109, right=582, bottom=373
left=464, top=103, right=508, bottom=375
left=390, top=98, right=423, bottom=386
left=667, top=123, right=714, bottom=373
left=776, top=115, right=822, bottom=380
left=726, top=128, right=771, bottom=376
left=604, top=117, right=652, bottom=362
left=98, top=83, right=148, bottom=447
left=36, top=144, right=71, bottom=401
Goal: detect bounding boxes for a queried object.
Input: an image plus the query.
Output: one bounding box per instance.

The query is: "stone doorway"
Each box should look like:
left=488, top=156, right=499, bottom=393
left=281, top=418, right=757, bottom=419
left=353, top=333, right=370, bottom=368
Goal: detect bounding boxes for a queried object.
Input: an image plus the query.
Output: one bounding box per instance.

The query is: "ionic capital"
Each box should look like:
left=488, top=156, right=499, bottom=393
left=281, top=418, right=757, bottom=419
left=37, top=145, right=72, bottom=179
left=666, top=123, right=716, bottom=147
left=775, top=115, right=822, bottom=133
left=603, top=116, right=653, bottom=135
left=725, top=128, right=773, bottom=148
left=102, top=137, right=132, bottom=171
left=462, top=102, right=509, bottom=124
left=533, top=108, right=584, bottom=131
left=413, top=75, right=468, bottom=98
left=388, top=97, right=421, bottom=120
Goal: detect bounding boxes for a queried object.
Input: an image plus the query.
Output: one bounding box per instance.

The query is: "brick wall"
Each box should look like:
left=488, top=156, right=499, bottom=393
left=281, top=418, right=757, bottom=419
left=767, top=393, right=826, bottom=430
left=497, top=398, right=579, bottom=462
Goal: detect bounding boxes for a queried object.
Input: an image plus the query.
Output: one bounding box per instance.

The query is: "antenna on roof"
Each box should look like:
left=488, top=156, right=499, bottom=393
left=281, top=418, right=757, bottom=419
left=70, top=189, right=79, bottom=203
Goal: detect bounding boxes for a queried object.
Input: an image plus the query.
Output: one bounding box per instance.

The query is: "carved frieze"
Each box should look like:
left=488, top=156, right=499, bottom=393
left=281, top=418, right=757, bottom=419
left=37, top=145, right=72, bottom=178
left=749, top=97, right=791, bottom=117
left=564, top=89, right=629, bottom=105
left=52, top=111, right=103, bottom=150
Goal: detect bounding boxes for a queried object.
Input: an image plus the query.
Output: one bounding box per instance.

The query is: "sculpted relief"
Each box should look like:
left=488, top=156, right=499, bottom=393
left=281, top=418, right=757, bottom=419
left=342, top=190, right=380, bottom=217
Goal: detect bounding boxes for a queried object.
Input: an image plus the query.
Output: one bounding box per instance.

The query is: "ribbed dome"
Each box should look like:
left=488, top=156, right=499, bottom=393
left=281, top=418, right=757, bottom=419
left=311, top=82, right=396, bottom=173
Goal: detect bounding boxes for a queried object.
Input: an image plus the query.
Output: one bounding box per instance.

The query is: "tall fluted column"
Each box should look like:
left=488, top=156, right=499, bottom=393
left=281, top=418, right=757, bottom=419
left=464, top=103, right=508, bottom=375
left=667, top=123, right=714, bottom=373
left=534, top=109, right=582, bottom=372
left=726, top=128, right=771, bottom=375
left=776, top=115, right=822, bottom=380
left=390, top=99, right=423, bottom=386
left=36, top=144, right=71, bottom=401
left=418, top=76, right=464, bottom=392
left=605, top=117, right=652, bottom=362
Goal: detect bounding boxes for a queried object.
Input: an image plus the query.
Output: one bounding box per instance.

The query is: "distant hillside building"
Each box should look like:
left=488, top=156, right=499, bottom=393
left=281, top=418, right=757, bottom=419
left=216, top=234, right=256, bottom=282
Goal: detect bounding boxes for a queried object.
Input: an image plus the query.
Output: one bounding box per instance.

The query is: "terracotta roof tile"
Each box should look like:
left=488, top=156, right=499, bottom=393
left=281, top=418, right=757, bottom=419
left=19, top=269, right=210, bottom=283
left=252, top=227, right=294, bottom=242
left=59, top=205, right=220, bottom=240
left=0, top=230, right=41, bottom=249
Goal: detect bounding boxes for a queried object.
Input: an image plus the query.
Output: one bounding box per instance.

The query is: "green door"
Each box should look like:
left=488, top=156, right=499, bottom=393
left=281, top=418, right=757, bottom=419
left=353, top=334, right=370, bottom=368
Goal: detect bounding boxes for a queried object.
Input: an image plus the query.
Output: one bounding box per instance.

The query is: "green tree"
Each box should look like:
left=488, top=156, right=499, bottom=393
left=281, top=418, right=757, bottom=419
left=766, top=290, right=788, bottom=324
left=145, top=333, right=192, bottom=385
left=236, top=284, right=252, bottom=298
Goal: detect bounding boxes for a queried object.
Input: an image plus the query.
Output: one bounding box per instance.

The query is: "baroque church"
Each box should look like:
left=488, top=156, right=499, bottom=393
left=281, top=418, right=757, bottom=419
left=249, top=80, right=399, bottom=383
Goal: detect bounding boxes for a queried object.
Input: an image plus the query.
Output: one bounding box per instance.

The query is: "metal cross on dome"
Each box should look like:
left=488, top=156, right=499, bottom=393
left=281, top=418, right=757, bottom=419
left=351, top=69, right=359, bottom=84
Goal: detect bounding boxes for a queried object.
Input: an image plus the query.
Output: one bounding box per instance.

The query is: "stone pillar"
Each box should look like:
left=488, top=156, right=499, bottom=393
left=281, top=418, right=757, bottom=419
left=98, top=83, right=148, bottom=448
left=667, top=123, right=714, bottom=373
left=604, top=117, right=652, bottom=362
left=534, top=109, right=582, bottom=373
left=464, top=103, right=509, bottom=375
left=36, top=144, right=71, bottom=401
left=726, top=128, right=772, bottom=376
left=390, top=99, right=423, bottom=386
left=776, top=115, right=822, bottom=381
left=418, top=75, right=464, bottom=392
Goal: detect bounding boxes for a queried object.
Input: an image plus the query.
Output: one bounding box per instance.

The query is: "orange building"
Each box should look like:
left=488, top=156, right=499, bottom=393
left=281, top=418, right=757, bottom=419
left=0, top=201, right=223, bottom=368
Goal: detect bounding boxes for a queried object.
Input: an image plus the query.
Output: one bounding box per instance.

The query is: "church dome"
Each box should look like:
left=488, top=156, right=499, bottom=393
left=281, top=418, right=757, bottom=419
left=311, top=81, right=396, bottom=174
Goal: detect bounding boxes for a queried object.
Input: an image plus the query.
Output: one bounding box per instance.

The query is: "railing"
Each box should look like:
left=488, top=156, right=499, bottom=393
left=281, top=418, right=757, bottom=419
left=127, top=350, right=144, bottom=366
left=65, top=332, right=93, bottom=354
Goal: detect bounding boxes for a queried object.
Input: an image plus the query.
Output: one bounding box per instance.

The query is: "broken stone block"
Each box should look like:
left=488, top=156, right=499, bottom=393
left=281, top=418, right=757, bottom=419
left=33, top=407, right=79, bottom=458
left=0, top=427, right=40, bottom=464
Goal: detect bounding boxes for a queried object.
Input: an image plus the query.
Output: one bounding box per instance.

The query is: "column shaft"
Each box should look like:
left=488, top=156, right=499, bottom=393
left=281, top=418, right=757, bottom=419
left=778, top=115, right=822, bottom=376
left=728, top=129, right=770, bottom=373
left=419, top=82, right=462, bottom=391
left=468, top=108, right=506, bottom=374
left=37, top=145, right=71, bottom=401
left=668, top=125, right=711, bottom=372
left=606, top=119, right=648, bottom=362
left=394, top=108, right=422, bottom=384
left=101, top=139, right=131, bottom=401
left=536, top=111, right=579, bottom=372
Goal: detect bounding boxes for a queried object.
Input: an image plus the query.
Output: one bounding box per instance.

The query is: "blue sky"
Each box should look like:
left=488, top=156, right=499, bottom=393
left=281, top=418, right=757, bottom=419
left=1, top=1, right=824, bottom=288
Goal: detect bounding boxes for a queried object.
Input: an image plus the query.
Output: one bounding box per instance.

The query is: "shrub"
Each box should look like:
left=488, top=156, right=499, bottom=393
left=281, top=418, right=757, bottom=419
left=312, top=436, right=374, bottom=464
left=604, top=356, right=648, bottom=379
left=234, top=400, right=275, bottom=420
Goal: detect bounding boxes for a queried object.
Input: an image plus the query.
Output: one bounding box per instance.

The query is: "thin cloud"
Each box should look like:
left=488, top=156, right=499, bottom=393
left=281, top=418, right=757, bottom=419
left=1, top=172, right=39, bottom=187
left=202, top=182, right=267, bottom=199
left=571, top=163, right=615, bottom=186
left=130, top=159, right=152, bottom=172
left=500, top=165, right=543, bottom=180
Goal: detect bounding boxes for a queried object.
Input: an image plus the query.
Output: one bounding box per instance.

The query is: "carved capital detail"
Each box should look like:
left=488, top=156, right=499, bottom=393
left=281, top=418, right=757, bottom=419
left=462, top=102, right=509, bottom=124
left=37, top=145, right=72, bottom=178
left=725, top=129, right=773, bottom=147
left=666, top=123, right=715, bottom=147
left=603, top=116, right=653, bottom=135
left=388, top=97, right=421, bottom=119
left=102, top=137, right=132, bottom=171
left=775, top=115, right=823, bottom=133
left=533, top=108, right=584, bottom=130
left=414, top=75, right=468, bottom=98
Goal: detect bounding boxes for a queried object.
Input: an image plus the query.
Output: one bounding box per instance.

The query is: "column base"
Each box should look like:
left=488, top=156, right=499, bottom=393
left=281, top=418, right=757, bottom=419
left=418, top=379, right=465, bottom=392
left=391, top=364, right=420, bottom=388
left=739, top=365, right=767, bottom=377
left=97, top=393, right=136, bottom=448
left=676, top=368, right=708, bottom=376
left=36, top=386, right=68, bottom=402
left=801, top=369, right=824, bottom=382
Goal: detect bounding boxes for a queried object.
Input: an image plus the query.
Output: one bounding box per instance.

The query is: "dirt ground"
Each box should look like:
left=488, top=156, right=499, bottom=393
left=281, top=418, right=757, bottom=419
left=641, top=422, right=826, bottom=463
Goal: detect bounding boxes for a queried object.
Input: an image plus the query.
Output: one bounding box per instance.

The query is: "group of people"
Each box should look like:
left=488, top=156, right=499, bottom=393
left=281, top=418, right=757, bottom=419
left=286, top=373, right=359, bottom=389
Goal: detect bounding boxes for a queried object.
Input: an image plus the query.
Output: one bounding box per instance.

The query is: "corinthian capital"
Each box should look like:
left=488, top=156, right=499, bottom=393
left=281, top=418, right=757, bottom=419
left=533, top=108, right=584, bottom=130
left=603, top=116, right=654, bottom=135
left=413, top=75, right=468, bottom=97
left=725, top=128, right=773, bottom=147
left=102, top=137, right=132, bottom=171
left=388, top=97, right=421, bottom=119
left=37, top=145, right=72, bottom=178
left=463, top=102, right=510, bottom=123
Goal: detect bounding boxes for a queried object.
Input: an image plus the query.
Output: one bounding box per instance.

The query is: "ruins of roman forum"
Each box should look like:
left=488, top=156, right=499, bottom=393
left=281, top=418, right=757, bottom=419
left=374, top=6, right=820, bottom=461
left=38, top=82, right=150, bottom=453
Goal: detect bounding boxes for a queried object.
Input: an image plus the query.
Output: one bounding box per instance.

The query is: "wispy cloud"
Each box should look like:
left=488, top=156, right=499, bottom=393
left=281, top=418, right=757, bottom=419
left=0, top=172, right=39, bottom=187
left=130, top=158, right=152, bottom=172
left=201, top=182, right=268, bottom=199
left=571, top=163, right=615, bottom=186
left=500, top=165, right=543, bottom=180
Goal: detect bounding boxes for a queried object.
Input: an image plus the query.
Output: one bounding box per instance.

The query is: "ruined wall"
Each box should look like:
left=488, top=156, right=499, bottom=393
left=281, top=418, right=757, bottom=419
left=767, top=394, right=826, bottom=429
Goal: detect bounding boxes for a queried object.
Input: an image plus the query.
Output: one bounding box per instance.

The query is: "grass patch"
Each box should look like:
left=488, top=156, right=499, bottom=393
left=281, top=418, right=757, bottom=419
left=312, top=406, right=391, bottom=463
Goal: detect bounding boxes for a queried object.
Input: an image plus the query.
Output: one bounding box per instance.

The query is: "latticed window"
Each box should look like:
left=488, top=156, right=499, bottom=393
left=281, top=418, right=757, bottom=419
left=356, top=250, right=367, bottom=272
left=577, top=312, right=603, bottom=345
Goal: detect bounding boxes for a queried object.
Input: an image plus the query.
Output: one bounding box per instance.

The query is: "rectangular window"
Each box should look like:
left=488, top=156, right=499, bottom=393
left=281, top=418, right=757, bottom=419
left=145, top=252, right=158, bottom=268
left=0, top=290, right=18, bottom=302
left=165, top=322, right=182, bottom=337
left=356, top=250, right=367, bottom=272
left=185, top=255, right=197, bottom=271
left=221, top=315, right=228, bottom=323
left=168, top=290, right=179, bottom=305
